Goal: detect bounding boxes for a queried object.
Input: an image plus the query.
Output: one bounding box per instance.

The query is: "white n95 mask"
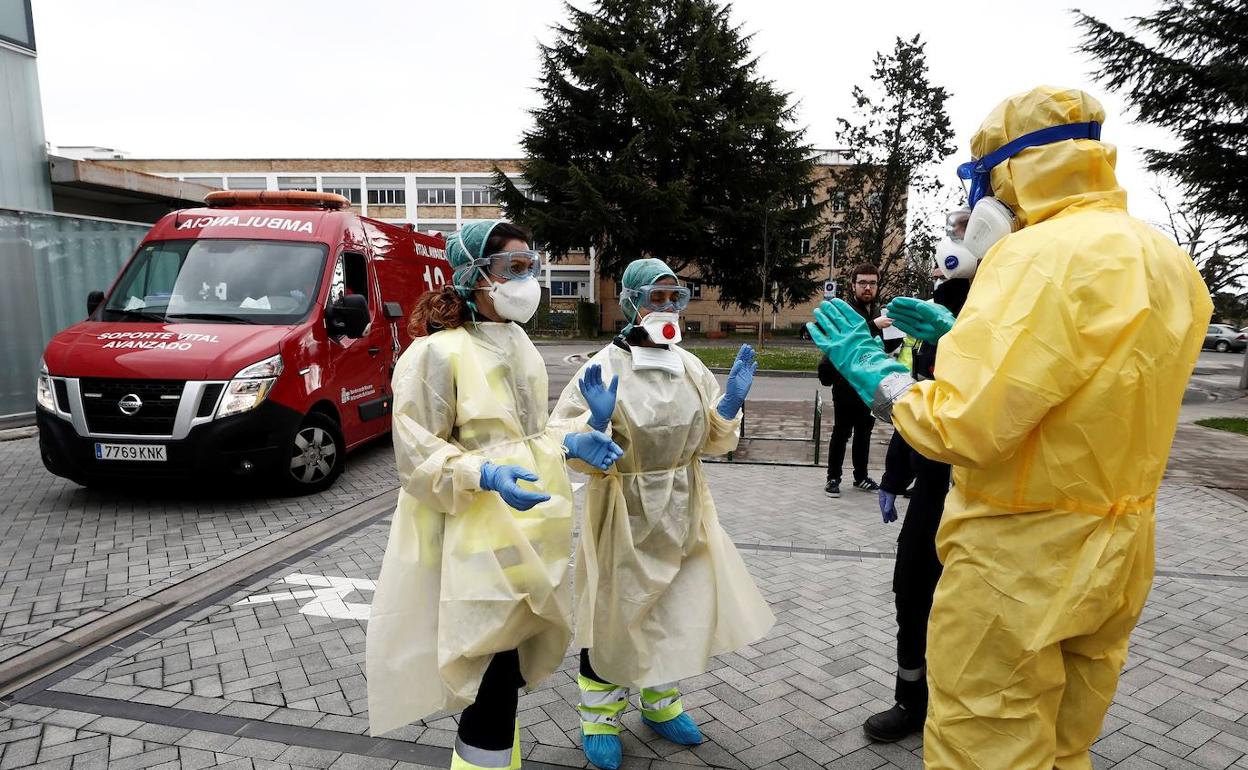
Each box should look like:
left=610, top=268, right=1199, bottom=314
left=640, top=311, right=682, bottom=345
left=936, top=198, right=1017, bottom=280
left=484, top=276, right=541, bottom=323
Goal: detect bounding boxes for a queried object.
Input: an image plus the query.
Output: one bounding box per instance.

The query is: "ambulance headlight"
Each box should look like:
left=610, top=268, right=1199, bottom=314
left=36, top=359, right=55, bottom=413
left=217, top=354, right=283, bottom=418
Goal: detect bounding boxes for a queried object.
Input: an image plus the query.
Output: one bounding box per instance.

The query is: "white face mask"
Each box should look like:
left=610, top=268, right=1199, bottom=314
left=482, top=276, right=541, bottom=323
left=639, top=311, right=682, bottom=345
left=935, top=197, right=1017, bottom=280
left=631, top=345, right=684, bottom=374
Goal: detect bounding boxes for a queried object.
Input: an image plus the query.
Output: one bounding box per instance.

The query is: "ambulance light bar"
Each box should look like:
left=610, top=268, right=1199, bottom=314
left=204, top=190, right=351, bottom=210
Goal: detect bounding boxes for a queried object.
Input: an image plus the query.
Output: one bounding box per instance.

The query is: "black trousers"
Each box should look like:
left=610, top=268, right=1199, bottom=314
left=892, top=446, right=950, bottom=711
left=827, top=385, right=875, bottom=482
left=580, top=648, right=608, bottom=685
left=458, top=649, right=525, bottom=751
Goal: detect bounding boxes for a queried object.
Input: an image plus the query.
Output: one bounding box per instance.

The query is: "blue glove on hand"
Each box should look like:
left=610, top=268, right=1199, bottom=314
left=579, top=363, right=619, bottom=432
left=563, top=431, right=624, bottom=471
left=717, top=344, right=758, bottom=419
left=807, top=300, right=909, bottom=407
left=879, top=489, right=899, bottom=524
left=479, top=462, right=551, bottom=511
left=885, top=297, right=955, bottom=344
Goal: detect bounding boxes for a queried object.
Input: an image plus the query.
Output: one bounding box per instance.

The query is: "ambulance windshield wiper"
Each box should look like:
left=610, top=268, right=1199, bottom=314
left=111, top=308, right=168, bottom=323
left=166, top=312, right=259, bottom=325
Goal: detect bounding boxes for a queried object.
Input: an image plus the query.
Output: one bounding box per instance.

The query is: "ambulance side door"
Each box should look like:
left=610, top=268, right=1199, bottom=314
left=325, top=248, right=391, bottom=447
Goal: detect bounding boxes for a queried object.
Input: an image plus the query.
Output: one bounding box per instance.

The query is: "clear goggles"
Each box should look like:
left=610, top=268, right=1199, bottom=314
left=472, top=249, right=541, bottom=281
left=624, top=283, right=691, bottom=313
left=945, top=208, right=971, bottom=241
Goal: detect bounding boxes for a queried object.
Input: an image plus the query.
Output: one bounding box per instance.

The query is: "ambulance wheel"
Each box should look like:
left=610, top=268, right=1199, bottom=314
left=282, top=412, right=345, bottom=495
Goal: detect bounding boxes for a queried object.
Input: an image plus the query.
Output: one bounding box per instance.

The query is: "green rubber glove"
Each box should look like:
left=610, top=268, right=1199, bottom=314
left=886, top=297, right=955, bottom=344
left=806, top=300, right=909, bottom=407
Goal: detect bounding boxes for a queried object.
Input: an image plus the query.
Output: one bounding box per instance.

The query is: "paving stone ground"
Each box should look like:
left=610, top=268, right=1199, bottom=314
left=4, top=457, right=1248, bottom=769
left=0, top=436, right=398, bottom=665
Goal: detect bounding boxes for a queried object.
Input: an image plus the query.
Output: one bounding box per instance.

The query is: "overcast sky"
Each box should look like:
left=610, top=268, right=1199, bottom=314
left=30, top=0, right=1179, bottom=226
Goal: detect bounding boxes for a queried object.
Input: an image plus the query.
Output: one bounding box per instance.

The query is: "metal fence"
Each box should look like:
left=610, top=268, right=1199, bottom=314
left=0, top=208, right=147, bottom=420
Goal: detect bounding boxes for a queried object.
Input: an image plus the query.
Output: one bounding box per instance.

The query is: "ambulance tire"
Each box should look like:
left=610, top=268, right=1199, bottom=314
left=281, top=412, right=345, bottom=495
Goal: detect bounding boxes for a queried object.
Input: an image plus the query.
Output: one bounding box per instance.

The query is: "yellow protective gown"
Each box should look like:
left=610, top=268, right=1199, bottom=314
left=367, top=322, right=581, bottom=737
left=551, top=342, right=775, bottom=689
left=890, top=87, right=1213, bottom=769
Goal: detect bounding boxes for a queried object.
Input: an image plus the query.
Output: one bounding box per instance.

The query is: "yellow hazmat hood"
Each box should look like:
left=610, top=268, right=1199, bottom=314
left=970, top=85, right=1127, bottom=227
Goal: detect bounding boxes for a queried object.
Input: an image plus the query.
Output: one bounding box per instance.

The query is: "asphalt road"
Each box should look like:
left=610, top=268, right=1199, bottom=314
left=538, top=342, right=1248, bottom=405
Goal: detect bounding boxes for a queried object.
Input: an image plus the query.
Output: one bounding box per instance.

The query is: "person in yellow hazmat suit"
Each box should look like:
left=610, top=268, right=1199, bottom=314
left=550, top=258, right=776, bottom=770
left=806, top=86, right=1212, bottom=769
left=366, top=220, right=624, bottom=770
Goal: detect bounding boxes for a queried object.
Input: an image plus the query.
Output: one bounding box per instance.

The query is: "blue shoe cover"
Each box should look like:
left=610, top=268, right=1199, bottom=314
left=642, top=712, right=703, bottom=745
left=581, top=731, right=622, bottom=769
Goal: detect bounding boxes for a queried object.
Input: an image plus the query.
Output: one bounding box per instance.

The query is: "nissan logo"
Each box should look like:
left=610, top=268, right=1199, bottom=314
left=118, top=394, right=143, bottom=416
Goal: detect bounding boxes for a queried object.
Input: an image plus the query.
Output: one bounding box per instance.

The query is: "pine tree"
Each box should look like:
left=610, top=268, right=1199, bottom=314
left=495, top=0, right=822, bottom=313
left=822, top=35, right=955, bottom=301
left=1075, top=0, right=1248, bottom=234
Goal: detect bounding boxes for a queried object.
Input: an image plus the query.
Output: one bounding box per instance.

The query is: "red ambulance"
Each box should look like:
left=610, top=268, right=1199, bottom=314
left=36, top=191, right=449, bottom=493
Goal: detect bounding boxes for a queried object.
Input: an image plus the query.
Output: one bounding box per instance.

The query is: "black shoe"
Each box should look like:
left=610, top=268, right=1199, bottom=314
left=825, top=479, right=841, bottom=498
left=853, top=477, right=880, bottom=492
left=863, top=703, right=924, bottom=743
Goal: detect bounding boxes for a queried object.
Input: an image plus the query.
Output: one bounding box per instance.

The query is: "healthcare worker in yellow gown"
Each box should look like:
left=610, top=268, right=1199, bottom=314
left=366, top=221, right=623, bottom=770
left=807, top=86, right=1211, bottom=769
left=551, top=258, right=775, bottom=770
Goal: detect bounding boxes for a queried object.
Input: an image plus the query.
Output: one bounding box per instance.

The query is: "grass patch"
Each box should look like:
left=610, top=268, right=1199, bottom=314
left=1195, top=417, right=1248, bottom=436
left=687, top=346, right=823, bottom=371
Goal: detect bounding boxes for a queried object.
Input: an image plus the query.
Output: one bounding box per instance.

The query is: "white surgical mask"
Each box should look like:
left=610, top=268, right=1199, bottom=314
left=631, top=345, right=684, bottom=374
left=639, top=311, right=682, bottom=345
left=935, top=197, right=1017, bottom=280
left=481, top=276, right=541, bottom=323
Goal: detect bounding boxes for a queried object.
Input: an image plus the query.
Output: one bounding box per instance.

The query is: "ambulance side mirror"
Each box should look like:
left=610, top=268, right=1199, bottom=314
left=328, top=294, right=369, bottom=339
left=87, top=290, right=105, bottom=317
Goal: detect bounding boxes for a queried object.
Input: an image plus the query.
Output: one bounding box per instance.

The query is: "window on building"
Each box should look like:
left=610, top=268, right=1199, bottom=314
left=461, top=178, right=498, bottom=206
left=417, top=223, right=458, bottom=236
left=515, top=185, right=547, bottom=202
left=685, top=320, right=702, bottom=333
left=799, top=238, right=812, bottom=255
left=277, top=176, right=317, bottom=192
left=320, top=176, right=362, bottom=204
left=367, top=177, right=406, bottom=206
left=184, top=176, right=224, bottom=189
left=831, top=232, right=849, bottom=258
left=415, top=178, right=456, bottom=205
left=550, top=280, right=588, bottom=298
left=226, top=177, right=268, bottom=191
left=0, top=0, right=35, bottom=51
left=831, top=190, right=848, bottom=212
left=688, top=281, right=702, bottom=299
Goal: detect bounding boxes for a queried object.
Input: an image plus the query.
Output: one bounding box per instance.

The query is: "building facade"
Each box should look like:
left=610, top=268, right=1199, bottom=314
left=0, top=0, right=52, bottom=211
left=104, top=152, right=877, bottom=335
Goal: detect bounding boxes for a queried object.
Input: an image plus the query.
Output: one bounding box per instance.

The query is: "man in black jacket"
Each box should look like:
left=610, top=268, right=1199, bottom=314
left=818, top=263, right=898, bottom=497
left=864, top=277, right=971, bottom=743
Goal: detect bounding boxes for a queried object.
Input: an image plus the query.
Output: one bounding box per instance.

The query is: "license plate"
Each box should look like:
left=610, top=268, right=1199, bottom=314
left=94, top=443, right=167, bottom=462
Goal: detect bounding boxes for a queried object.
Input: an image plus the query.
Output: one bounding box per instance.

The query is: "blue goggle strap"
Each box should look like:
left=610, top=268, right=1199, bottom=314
left=957, top=121, right=1102, bottom=204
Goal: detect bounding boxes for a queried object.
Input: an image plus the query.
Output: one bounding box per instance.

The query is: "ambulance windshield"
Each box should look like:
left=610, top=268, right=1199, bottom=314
left=101, top=240, right=328, bottom=325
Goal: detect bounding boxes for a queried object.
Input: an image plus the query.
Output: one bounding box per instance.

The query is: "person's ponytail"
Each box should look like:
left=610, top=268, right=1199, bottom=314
left=409, top=285, right=471, bottom=338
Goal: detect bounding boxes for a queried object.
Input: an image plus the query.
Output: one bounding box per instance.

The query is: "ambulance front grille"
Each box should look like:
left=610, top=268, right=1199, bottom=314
left=80, top=379, right=185, bottom=436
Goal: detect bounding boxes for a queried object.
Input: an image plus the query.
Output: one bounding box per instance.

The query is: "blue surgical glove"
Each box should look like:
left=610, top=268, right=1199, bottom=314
left=879, top=490, right=899, bottom=524
left=717, top=344, right=758, bottom=418
left=579, top=363, right=619, bottom=432
left=479, top=462, right=551, bottom=511
left=563, top=431, right=624, bottom=471
left=886, top=297, right=955, bottom=344
left=806, top=300, right=909, bottom=407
